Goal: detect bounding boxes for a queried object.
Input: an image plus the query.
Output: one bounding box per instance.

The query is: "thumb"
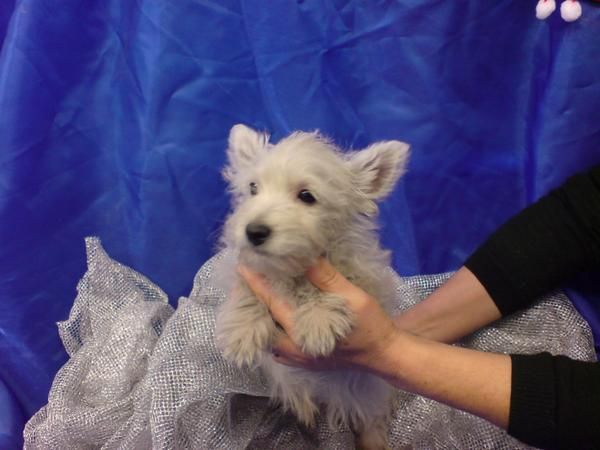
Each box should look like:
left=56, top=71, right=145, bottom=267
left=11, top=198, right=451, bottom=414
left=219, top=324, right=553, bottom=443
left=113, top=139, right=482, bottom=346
left=237, top=265, right=295, bottom=333
left=305, top=258, right=358, bottom=296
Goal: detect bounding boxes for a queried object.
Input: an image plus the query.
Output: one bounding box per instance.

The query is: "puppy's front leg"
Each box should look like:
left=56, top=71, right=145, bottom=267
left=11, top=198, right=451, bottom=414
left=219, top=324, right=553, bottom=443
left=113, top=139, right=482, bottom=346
left=216, top=281, right=278, bottom=368
left=293, top=293, right=354, bottom=357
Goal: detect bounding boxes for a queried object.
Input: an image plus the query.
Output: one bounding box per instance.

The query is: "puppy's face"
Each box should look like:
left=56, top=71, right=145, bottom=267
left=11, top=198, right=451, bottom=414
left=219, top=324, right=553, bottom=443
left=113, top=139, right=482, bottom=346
left=222, top=125, right=409, bottom=276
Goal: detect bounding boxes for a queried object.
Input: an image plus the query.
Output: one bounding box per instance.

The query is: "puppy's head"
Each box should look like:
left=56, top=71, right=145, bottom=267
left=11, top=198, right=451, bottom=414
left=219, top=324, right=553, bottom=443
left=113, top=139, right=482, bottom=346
left=222, top=124, right=410, bottom=275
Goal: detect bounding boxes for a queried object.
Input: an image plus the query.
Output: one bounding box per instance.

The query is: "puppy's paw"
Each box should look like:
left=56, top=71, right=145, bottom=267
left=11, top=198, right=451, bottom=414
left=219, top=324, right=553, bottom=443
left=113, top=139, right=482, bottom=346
left=293, top=295, right=354, bottom=357
left=217, top=304, right=276, bottom=368
left=356, top=416, right=391, bottom=450
left=220, top=320, right=273, bottom=368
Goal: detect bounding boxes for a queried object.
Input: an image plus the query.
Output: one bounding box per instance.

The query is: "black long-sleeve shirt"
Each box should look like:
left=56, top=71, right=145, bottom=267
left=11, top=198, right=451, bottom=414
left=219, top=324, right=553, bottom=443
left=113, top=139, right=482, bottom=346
left=465, top=165, right=600, bottom=450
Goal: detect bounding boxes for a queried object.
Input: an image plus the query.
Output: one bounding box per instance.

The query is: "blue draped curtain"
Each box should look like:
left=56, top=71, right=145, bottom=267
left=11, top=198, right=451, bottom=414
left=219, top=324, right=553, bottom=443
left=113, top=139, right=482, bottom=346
left=1, top=1, right=599, bottom=447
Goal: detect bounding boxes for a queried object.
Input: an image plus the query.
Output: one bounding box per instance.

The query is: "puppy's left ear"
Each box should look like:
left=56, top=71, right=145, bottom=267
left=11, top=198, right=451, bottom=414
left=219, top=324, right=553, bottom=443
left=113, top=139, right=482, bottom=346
left=223, top=124, right=270, bottom=182
left=347, top=140, right=410, bottom=200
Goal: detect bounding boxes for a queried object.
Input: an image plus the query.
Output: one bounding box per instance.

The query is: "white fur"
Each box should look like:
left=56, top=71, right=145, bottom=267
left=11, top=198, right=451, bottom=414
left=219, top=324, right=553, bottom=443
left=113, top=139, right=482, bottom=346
left=215, top=124, right=410, bottom=449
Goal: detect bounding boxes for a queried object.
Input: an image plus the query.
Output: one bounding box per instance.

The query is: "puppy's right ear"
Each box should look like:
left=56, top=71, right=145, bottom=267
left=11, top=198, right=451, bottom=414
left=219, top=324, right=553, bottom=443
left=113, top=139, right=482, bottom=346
left=223, top=124, right=270, bottom=182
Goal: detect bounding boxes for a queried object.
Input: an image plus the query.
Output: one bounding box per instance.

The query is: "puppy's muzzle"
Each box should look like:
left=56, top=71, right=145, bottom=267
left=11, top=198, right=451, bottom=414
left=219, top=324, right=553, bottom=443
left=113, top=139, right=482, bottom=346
left=246, top=223, right=271, bottom=246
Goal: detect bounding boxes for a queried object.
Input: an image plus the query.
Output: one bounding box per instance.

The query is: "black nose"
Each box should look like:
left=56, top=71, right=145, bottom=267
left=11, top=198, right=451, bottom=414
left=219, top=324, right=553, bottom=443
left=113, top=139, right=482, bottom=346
left=246, top=223, right=271, bottom=246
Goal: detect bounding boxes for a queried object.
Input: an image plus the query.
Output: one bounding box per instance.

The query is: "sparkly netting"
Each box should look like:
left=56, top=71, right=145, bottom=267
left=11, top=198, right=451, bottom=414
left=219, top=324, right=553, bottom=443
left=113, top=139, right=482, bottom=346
left=24, top=238, right=597, bottom=449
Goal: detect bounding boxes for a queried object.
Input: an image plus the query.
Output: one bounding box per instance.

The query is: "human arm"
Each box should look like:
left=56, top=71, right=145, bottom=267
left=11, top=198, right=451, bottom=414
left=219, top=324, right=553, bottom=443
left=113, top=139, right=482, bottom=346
left=393, top=266, right=501, bottom=343
left=461, top=165, right=600, bottom=448
left=395, top=166, right=600, bottom=343
left=394, top=165, right=600, bottom=448
left=465, top=165, right=600, bottom=315
left=392, top=165, right=600, bottom=346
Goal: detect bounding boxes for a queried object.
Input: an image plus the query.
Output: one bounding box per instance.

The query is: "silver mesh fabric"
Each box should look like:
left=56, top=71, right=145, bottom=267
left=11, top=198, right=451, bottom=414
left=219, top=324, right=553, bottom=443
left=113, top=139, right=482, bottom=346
left=24, top=237, right=597, bottom=449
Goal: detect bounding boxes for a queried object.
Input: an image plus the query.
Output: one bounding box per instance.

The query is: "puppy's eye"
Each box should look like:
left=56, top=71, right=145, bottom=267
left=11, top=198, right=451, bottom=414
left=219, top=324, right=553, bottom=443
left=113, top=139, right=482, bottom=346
left=249, top=182, right=258, bottom=195
left=298, top=189, right=316, bottom=204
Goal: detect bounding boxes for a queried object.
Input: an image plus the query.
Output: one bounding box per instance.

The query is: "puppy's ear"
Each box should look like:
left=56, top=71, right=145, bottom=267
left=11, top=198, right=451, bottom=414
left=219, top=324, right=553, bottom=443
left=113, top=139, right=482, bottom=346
left=347, top=140, right=410, bottom=201
left=223, top=124, right=270, bottom=182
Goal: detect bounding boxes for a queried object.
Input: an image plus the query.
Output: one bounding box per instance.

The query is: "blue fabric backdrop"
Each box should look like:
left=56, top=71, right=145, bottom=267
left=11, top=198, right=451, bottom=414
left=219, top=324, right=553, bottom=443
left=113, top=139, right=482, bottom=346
left=1, top=0, right=599, bottom=447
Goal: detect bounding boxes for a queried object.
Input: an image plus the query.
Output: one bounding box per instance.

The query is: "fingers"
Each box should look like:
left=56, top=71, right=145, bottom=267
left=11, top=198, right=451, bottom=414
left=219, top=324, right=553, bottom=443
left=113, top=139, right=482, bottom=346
left=305, top=257, right=366, bottom=299
left=237, top=265, right=295, bottom=333
left=271, top=334, right=336, bottom=371
left=237, top=265, right=316, bottom=368
left=272, top=334, right=305, bottom=360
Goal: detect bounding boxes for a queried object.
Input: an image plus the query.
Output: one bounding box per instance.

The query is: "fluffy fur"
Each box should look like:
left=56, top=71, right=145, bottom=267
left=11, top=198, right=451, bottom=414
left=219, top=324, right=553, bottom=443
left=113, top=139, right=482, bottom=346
left=215, top=124, right=410, bottom=449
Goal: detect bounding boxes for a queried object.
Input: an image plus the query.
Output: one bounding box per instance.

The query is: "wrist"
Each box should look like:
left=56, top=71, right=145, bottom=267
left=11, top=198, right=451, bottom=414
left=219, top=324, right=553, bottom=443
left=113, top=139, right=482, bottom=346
left=367, top=329, right=434, bottom=393
left=393, top=267, right=502, bottom=343
left=366, top=328, right=413, bottom=383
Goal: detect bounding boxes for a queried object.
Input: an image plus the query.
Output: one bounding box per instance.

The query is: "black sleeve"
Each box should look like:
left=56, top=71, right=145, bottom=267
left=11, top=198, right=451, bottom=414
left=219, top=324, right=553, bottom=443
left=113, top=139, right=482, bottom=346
left=509, top=353, right=600, bottom=450
left=463, top=165, right=600, bottom=449
left=465, top=165, right=600, bottom=316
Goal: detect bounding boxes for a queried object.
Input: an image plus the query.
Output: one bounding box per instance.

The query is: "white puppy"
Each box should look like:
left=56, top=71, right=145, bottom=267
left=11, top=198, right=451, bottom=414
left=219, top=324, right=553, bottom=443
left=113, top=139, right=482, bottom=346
left=216, top=124, right=410, bottom=449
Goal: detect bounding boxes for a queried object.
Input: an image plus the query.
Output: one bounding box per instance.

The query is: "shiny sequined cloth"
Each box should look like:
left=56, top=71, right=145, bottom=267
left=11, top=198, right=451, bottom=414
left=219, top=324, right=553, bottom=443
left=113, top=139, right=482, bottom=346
left=24, top=238, right=597, bottom=449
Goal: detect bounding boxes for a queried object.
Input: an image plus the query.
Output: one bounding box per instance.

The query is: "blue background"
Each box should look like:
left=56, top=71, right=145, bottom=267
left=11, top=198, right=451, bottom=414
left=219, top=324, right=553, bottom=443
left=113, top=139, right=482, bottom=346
left=1, top=1, right=600, bottom=447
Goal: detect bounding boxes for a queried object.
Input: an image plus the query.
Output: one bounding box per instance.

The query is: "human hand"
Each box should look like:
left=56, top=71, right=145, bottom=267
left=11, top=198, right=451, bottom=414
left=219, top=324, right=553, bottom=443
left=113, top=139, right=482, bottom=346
left=239, top=260, right=512, bottom=429
left=237, top=258, right=400, bottom=373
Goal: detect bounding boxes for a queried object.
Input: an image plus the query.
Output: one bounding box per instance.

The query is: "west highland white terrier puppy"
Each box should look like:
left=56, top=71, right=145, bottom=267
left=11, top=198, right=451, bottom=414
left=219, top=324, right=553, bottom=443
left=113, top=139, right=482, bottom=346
left=216, top=124, right=410, bottom=450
